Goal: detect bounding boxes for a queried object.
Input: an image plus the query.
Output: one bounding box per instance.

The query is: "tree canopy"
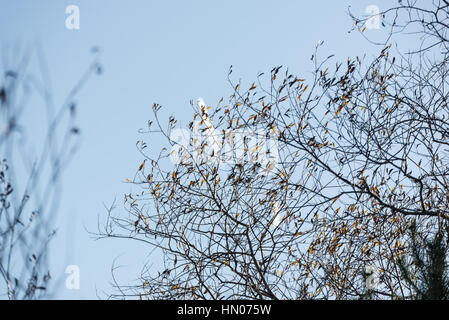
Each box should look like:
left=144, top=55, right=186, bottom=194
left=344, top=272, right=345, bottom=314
left=100, top=0, right=449, bottom=300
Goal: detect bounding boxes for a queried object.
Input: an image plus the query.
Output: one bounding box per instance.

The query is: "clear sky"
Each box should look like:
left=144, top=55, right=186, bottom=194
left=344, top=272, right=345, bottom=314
left=0, top=0, right=392, bottom=299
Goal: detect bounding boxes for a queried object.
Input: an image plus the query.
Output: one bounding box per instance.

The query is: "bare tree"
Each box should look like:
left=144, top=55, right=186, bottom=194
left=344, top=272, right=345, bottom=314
left=100, top=1, right=449, bottom=300
left=0, top=45, right=100, bottom=299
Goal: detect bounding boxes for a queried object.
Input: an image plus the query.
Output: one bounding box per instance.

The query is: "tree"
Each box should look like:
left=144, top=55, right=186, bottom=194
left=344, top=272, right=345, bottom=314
left=0, top=46, right=100, bottom=299
left=100, top=1, right=449, bottom=299
left=398, top=220, right=449, bottom=300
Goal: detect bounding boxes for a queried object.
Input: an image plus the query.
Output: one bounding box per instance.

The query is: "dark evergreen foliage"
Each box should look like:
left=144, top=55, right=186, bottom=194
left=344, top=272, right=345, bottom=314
left=398, top=221, right=449, bottom=300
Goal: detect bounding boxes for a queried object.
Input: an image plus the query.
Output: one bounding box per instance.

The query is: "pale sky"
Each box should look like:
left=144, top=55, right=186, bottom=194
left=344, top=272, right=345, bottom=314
left=0, top=0, right=394, bottom=299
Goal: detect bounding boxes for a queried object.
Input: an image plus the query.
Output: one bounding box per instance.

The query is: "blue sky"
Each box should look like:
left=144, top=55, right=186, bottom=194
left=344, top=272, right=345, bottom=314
left=0, top=0, right=391, bottom=299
